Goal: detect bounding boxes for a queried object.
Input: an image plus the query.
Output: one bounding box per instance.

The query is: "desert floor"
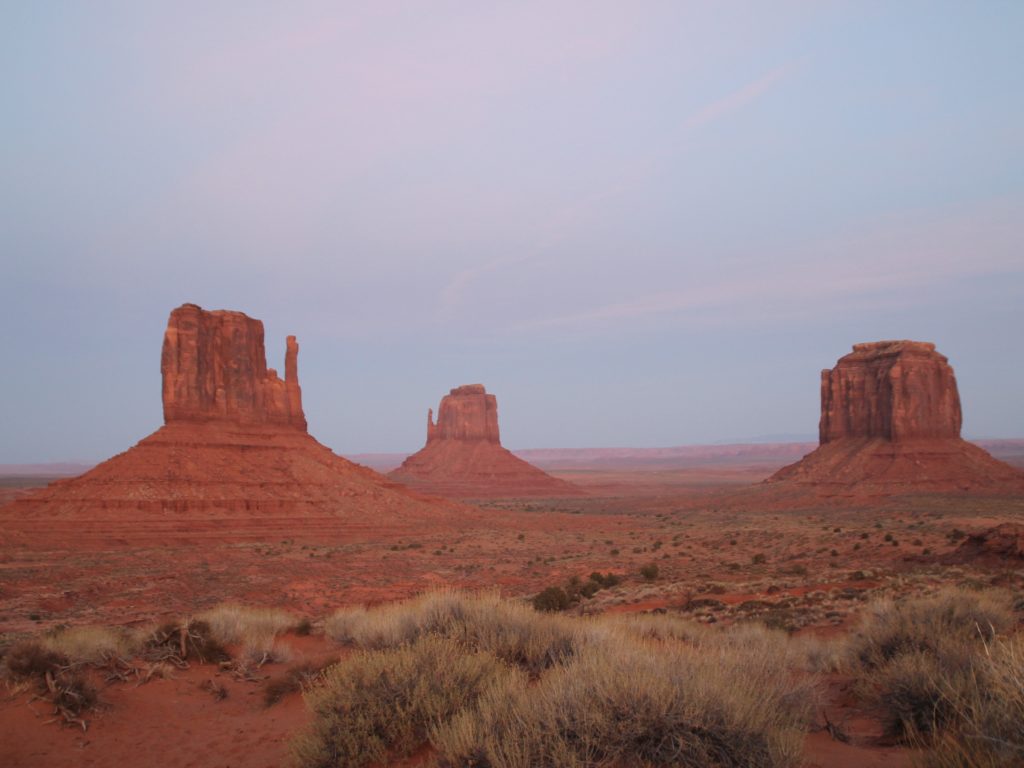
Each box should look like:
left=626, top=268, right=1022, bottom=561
left=1, top=456, right=1022, bottom=768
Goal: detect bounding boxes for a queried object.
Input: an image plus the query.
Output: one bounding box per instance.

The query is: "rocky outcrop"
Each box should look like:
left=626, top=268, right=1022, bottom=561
left=768, top=341, right=1024, bottom=495
left=945, top=523, right=1024, bottom=564
left=390, top=384, right=583, bottom=499
left=1, top=303, right=460, bottom=547
left=161, top=304, right=306, bottom=430
left=427, top=385, right=500, bottom=444
left=820, top=341, right=961, bottom=443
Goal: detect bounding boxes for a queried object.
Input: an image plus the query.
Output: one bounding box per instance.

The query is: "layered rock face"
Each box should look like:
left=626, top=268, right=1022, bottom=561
left=390, top=385, right=583, bottom=499
left=161, top=303, right=306, bottom=430
left=0, top=304, right=457, bottom=547
left=427, top=385, right=500, bottom=444
left=769, top=341, right=1024, bottom=495
left=819, top=341, right=961, bottom=443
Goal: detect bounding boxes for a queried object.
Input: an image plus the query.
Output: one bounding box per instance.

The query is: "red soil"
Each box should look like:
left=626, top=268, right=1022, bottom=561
left=2, top=457, right=1022, bottom=767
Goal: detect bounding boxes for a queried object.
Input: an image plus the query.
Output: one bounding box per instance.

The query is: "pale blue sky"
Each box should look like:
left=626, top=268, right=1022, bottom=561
left=2, top=2, right=1022, bottom=461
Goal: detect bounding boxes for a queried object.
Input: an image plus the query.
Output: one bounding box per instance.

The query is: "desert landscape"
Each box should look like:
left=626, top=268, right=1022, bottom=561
left=1, top=304, right=1022, bottom=768
left=4, top=5, right=1023, bottom=768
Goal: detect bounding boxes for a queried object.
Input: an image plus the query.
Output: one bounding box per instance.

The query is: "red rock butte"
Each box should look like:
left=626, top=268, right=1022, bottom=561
left=0, top=304, right=456, bottom=548
left=768, top=340, right=1024, bottom=494
left=389, top=384, right=584, bottom=499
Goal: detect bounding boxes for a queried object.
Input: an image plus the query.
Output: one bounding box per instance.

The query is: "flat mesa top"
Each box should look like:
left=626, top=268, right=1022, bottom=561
left=846, top=340, right=941, bottom=359
left=449, top=384, right=487, bottom=396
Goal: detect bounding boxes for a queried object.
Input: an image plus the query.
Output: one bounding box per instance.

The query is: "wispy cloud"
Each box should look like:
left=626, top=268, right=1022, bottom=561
left=512, top=197, right=1024, bottom=333
left=436, top=61, right=801, bottom=317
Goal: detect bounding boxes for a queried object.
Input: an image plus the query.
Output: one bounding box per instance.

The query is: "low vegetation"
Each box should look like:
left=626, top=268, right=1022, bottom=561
left=196, top=603, right=296, bottom=662
left=305, top=590, right=816, bottom=767
left=292, top=636, right=516, bottom=768
left=843, top=587, right=1022, bottom=763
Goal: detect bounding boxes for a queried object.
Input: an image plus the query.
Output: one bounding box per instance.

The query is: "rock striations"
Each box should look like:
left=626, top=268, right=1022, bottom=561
left=768, top=341, right=1024, bottom=495
left=389, top=385, right=583, bottom=499
left=161, top=304, right=307, bottom=430
left=0, top=304, right=456, bottom=548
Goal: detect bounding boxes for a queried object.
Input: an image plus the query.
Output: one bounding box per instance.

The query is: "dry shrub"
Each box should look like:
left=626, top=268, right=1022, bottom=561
left=42, top=625, right=140, bottom=664
left=46, top=667, right=97, bottom=725
left=432, top=636, right=813, bottom=768
left=846, top=588, right=1014, bottom=670
left=263, top=657, right=340, bottom=707
left=5, top=639, right=68, bottom=680
left=326, top=590, right=582, bottom=676
left=292, top=635, right=516, bottom=768
left=845, top=588, right=1017, bottom=746
left=298, top=595, right=816, bottom=768
left=197, top=604, right=294, bottom=658
left=3, top=639, right=98, bottom=728
left=915, top=635, right=1024, bottom=767
left=146, top=619, right=230, bottom=664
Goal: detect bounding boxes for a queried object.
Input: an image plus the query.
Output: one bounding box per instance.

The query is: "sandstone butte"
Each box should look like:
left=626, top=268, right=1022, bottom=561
left=767, top=340, right=1024, bottom=494
left=0, top=303, right=457, bottom=548
left=388, top=384, right=584, bottom=499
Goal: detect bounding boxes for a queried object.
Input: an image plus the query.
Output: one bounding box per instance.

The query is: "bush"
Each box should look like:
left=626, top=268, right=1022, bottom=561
left=292, top=636, right=516, bottom=768
left=146, top=619, right=230, bottom=664
left=532, top=586, right=571, bottom=613
left=325, top=591, right=582, bottom=676
left=4, top=640, right=67, bottom=680
left=432, top=637, right=812, bottom=768
left=43, top=625, right=140, bottom=664
left=197, top=604, right=294, bottom=659
left=639, top=563, right=659, bottom=581
left=846, top=588, right=1013, bottom=670
left=918, top=635, right=1024, bottom=767
left=846, top=588, right=1016, bottom=744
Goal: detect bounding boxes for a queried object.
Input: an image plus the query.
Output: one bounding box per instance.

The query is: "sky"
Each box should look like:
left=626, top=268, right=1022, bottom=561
left=2, top=1, right=1023, bottom=462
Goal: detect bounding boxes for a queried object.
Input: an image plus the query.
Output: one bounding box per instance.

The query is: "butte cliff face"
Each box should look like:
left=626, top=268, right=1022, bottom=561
left=769, top=341, right=1024, bottom=494
left=390, top=385, right=583, bottom=499
left=0, top=303, right=457, bottom=548
left=819, top=341, right=961, bottom=443
left=427, top=384, right=500, bottom=445
left=161, top=303, right=306, bottom=430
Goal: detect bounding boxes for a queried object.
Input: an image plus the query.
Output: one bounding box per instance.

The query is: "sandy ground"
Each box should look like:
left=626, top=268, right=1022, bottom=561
left=1, top=460, right=1022, bottom=768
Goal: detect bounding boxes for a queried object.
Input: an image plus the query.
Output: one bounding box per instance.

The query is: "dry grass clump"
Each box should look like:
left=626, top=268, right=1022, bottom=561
left=432, top=636, right=813, bottom=768
left=846, top=587, right=1014, bottom=671
left=42, top=625, right=141, bottom=664
left=905, top=635, right=1024, bottom=768
left=297, top=593, right=817, bottom=768
left=196, top=603, right=295, bottom=661
left=3, top=639, right=97, bottom=729
left=326, top=590, right=582, bottom=676
left=845, top=588, right=1019, bottom=747
left=292, top=635, right=516, bottom=768
left=145, top=619, right=230, bottom=665
left=4, top=639, right=68, bottom=680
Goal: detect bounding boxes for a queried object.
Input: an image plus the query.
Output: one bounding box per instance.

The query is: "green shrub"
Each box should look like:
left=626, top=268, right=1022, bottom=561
left=639, top=563, right=659, bottom=581
left=532, top=586, right=571, bottom=613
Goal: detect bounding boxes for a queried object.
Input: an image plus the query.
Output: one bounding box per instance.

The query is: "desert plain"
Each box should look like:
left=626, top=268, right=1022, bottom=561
left=2, top=388, right=1023, bottom=768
